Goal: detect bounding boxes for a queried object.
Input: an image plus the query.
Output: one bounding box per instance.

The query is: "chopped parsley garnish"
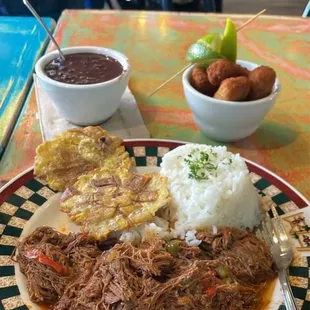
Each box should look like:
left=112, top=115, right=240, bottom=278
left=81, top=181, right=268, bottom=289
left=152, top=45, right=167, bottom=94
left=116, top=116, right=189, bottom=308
left=223, top=158, right=233, bottom=165
left=183, top=149, right=233, bottom=181
left=184, top=149, right=218, bottom=181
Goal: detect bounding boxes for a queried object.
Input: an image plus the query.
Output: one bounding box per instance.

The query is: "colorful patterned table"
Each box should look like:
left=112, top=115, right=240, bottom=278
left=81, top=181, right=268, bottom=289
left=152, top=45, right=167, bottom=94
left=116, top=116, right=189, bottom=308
left=0, top=10, right=309, bottom=200
left=0, top=16, right=55, bottom=158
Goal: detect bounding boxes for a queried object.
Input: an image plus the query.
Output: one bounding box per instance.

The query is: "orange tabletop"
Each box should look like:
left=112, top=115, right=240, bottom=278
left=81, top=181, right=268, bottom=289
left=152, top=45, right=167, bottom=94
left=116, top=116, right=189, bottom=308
left=0, top=10, right=309, bottom=199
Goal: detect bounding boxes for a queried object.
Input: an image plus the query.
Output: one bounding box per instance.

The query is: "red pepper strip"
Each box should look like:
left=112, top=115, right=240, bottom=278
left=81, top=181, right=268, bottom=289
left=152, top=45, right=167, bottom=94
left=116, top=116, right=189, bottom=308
left=201, top=278, right=217, bottom=299
left=81, top=233, right=88, bottom=240
left=26, top=249, right=66, bottom=275
left=205, top=287, right=217, bottom=298
left=223, top=228, right=229, bottom=239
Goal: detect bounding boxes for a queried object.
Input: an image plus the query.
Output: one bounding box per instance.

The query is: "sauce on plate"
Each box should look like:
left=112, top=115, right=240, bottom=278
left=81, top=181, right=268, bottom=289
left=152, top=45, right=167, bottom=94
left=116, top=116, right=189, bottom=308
left=254, top=279, right=278, bottom=310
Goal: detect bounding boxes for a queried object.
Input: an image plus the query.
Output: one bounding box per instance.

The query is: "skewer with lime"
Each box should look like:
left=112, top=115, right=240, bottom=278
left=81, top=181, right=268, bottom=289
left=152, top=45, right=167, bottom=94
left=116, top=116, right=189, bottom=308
left=186, top=18, right=237, bottom=66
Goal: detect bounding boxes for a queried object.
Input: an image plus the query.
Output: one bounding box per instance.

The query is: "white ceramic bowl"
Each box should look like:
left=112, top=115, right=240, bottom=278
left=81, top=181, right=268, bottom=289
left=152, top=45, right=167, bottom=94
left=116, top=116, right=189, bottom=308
left=182, top=60, right=281, bottom=142
left=35, top=46, right=131, bottom=126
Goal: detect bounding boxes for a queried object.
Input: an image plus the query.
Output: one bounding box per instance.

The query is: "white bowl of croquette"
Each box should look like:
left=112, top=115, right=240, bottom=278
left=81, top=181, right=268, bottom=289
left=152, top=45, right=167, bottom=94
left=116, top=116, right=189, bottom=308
left=182, top=59, right=281, bottom=142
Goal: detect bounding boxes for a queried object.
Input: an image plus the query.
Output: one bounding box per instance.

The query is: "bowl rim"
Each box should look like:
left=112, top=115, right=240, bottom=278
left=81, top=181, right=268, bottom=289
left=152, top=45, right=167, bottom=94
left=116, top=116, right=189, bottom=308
left=35, top=46, right=131, bottom=89
left=182, top=61, right=281, bottom=106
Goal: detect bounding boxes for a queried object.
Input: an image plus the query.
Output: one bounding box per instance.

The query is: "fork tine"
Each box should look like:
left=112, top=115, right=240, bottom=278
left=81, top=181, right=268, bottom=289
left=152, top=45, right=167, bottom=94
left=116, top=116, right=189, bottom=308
left=271, top=205, right=290, bottom=244
left=272, top=218, right=289, bottom=243
left=270, top=204, right=290, bottom=244
left=259, top=210, right=293, bottom=257
left=271, top=204, right=280, bottom=218
left=265, top=216, right=277, bottom=243
left=259, top=217, right=275, bottom=248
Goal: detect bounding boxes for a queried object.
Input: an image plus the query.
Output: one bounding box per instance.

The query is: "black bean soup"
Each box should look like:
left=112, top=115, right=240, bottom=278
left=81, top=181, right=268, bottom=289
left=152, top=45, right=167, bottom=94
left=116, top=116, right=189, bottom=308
left=44, top=53, right=123, bottom=85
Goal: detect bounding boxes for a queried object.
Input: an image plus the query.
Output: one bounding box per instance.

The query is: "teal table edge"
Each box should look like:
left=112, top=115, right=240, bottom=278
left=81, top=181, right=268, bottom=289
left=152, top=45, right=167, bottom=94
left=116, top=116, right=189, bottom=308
left=0, top=16, right=56, bottom=159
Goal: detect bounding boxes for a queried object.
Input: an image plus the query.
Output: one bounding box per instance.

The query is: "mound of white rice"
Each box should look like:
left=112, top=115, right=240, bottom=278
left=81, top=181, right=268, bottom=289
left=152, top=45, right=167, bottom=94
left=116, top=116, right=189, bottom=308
left=160, top=144, right=262, bottom=237
left=109, top=217, right=176, bottom=246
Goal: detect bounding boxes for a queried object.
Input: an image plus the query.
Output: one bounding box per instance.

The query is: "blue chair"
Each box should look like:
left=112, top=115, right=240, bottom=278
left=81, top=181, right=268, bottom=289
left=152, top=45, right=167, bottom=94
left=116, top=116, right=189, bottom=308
left=1, top=0, right=85, bottom=19
left=203, top=0, right=222, bottom=12
left=161, top=0, right=222, bottom=12
left=86, top=0, right=221, bottom=12
left=87, top=0, right=146, bottom=10
left=302, top=1, right=310, bottom=17
left=85, top=0, right=106, bottom=8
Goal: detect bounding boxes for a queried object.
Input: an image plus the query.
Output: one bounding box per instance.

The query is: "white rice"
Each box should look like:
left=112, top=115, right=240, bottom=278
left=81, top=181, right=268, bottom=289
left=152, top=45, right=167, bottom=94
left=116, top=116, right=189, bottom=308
left=185, top=230, right=201, bottom=247
left=110, top=144, right=263, bottom=246
left=160, top=144, right=262, bottom=238
left=109, top=217, right=176, bottom=246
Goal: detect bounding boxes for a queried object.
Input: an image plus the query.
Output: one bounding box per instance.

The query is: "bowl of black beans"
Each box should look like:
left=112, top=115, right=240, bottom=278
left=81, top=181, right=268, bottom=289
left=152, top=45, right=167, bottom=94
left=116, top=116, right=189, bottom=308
left=35, top=46, right=131, bottom=126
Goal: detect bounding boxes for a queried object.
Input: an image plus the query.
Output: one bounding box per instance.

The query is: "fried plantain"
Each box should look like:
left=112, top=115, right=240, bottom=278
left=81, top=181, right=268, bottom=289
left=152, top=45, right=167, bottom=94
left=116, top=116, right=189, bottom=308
left=60, top=168, right=170, bottom=239
left=34, top=127, right=132, bottom=191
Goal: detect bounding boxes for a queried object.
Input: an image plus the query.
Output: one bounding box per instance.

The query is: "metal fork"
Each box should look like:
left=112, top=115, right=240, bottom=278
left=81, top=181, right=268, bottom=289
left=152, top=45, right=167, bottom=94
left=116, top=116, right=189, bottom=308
left=258, top=207, right=298, bottom=310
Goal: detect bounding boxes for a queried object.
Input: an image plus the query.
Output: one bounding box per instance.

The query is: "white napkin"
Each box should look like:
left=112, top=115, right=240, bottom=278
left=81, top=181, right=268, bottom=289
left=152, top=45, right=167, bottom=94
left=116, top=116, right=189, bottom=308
left=33, top=74, right=150, bottom=141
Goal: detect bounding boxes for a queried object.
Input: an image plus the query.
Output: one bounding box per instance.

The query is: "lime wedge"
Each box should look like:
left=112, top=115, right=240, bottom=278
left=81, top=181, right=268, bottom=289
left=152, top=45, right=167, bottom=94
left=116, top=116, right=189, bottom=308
left=197, top=33, right=223, bottom=53
left=186, top=42, right=222, bottom=66
left=220, top=18, right=237, bottom=63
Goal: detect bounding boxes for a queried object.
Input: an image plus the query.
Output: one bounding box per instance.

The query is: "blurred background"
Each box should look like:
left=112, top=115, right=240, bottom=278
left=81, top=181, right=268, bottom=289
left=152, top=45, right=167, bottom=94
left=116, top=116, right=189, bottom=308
left=224, top=0, right=307, bottom=15
left=0, top=0, right=308, bottom=19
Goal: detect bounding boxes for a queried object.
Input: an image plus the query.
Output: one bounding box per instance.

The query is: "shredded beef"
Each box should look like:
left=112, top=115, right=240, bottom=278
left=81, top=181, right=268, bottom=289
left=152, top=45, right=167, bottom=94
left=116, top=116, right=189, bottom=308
left=14, top=226, right=276, bottom=309
left=14, top=226, right=101, bottom=304
left=196, top=228, right=276, bottom=284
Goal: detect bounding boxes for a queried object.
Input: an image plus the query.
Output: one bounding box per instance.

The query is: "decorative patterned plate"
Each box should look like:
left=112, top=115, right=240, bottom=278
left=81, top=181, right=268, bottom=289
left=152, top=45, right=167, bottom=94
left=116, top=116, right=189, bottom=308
left=0, top=139, right=309, bottom=310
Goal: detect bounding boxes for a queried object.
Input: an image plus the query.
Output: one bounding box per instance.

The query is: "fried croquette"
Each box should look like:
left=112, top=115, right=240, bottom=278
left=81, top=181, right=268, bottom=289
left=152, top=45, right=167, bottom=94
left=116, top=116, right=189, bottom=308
left=214, top=76, right=251, bottom=101
left=247, top=66, right=276, bottom=100
left=190, top=60, right=276, bottom=102
left=207, top=59, right=244, bottom=87
left=190, top=66, right=217, bottom=96
left=235, top=64, right=250, bottom=77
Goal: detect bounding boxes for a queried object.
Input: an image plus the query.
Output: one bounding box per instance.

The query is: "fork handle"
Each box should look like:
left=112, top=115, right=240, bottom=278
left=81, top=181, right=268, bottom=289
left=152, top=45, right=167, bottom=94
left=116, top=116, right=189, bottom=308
left=278, top=269, right=298, bottom=310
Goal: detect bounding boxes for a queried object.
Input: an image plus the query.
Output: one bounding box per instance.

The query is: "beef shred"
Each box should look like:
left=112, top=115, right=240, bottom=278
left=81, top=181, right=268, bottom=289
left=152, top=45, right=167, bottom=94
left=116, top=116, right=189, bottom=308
left=14, top=226, right=276, bottom=310
left=14, top=227, right=102, bottom=304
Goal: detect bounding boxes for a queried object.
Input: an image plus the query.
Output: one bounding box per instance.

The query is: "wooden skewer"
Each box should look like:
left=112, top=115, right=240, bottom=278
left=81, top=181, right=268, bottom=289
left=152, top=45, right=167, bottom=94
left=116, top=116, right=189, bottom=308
left=235, top=9, right=266, bottom=31
left=147, top=9, right=267, bottom=98
left=148, top=65, right=192, bottom=98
